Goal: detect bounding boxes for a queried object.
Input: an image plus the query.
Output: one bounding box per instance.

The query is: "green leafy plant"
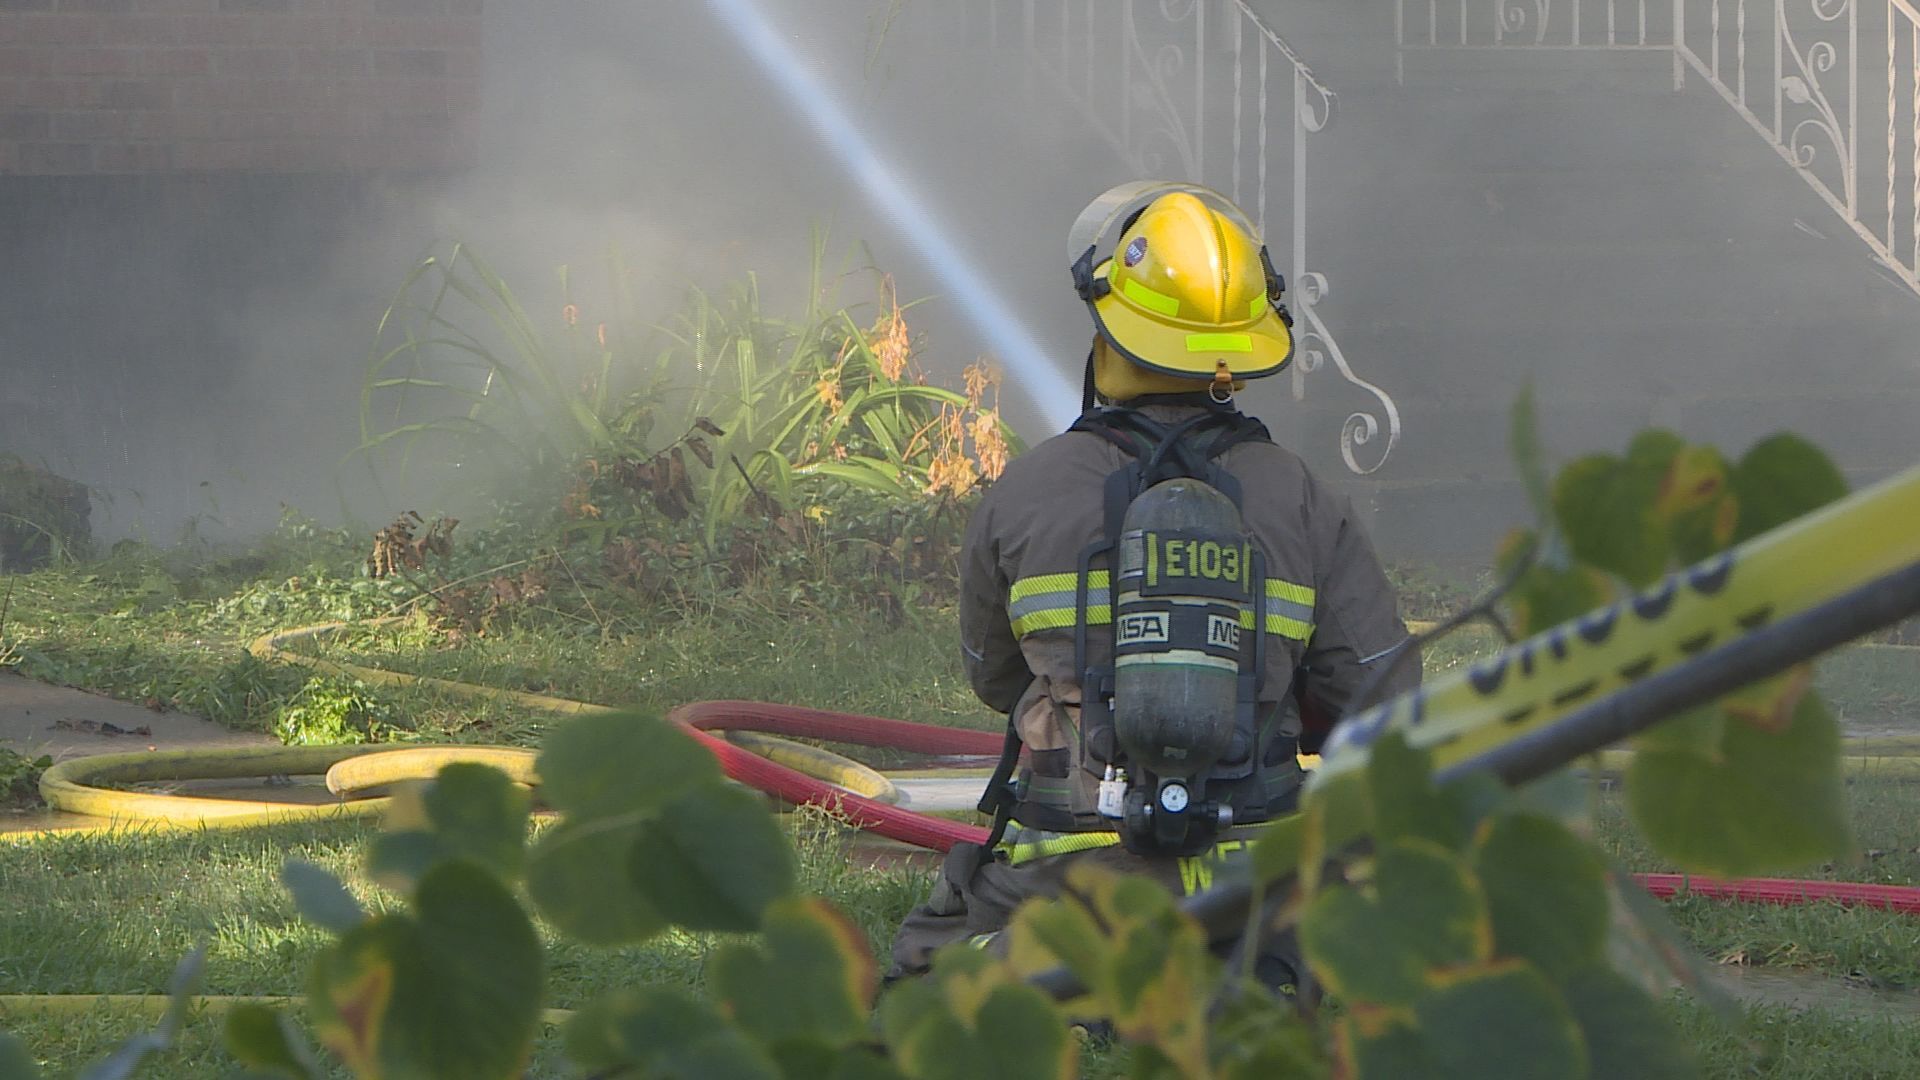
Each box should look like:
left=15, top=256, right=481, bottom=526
left=0, top=457, right=91, bottom=573
left=355, top=238, right=1020, bottom=570
left=1497, top=386, right=1852, bottom=878
left=0, top=746, right=52, bottom=809
left=0, top=401, right=1878, bottom=1079
left=273, top=676, right=400, bottom=746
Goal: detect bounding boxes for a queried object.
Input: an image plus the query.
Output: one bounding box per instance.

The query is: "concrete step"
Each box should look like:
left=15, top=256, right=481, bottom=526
left=1326, top=84, right=1784, bottom=172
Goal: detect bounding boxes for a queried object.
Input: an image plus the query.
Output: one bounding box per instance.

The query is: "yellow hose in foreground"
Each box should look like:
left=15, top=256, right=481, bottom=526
left=34, top=746, right=390, bottom=834
left=0, top=994, right=574, bottom=1027
left=1587, top=747, right=1920, bottom=779
left=18, top=621, right=899, bottom=838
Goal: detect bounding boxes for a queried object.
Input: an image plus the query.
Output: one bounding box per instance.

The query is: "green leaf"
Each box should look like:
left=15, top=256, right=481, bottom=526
left=888, top=983, right=1075, bottom=1080
left=365, top=830, right=445, bottom=897
left=367, top=764, right=530, bottom=894
left=1510, top=380, right=1553, bottom=524
left=628, top=782, right=796, bottom=932
left=1659, top=445, right=1737, bottom=562
left=1415, top=963, right=1586, bottom=1080
left=653, top=1032, right=784, bottom=1080
left=536, top=710, right=718, bottom=821
left=829, top=1047, right=911, bottom=1080
left=1472, top=813, right=1608, bottom=980
left=876, top=976, right=949, bottom=1061
left=969, top=985, right=1076, bottom=1080
left=0, top=1033, right=42, bottom=1080
left=1250, top=809, right=1309, bottom=887
left=1625, top=429, right=1686, bottom=472
left=1499, top=532, right=1613, bottom=637
left=279, top=860, right=365, bottom=933
left=1729, top=433, right=1848, bottom=543
left=709, top=897, right=876, bottom=1049
left=1005, top=866, right=1207, bottom=1070
left=1552, top=452, right=1669, bottom=587
left=1626, top=693, right=1851, bottom=876
left=564, top=987, right=723, bottom=1073
left=1560, top=966, right=1696, bottom=1080
left=223, top=1003, right=326, bottom=1079
left=1630, top=705, right=1727, bottom=761
left=563, top=986, right=780, bottom=1079
left=1291, top=769, right=1373, bottom=895
left=1367, top=732, right=1470, bottom=850
left=1006, top=885, right=1108, bottom=986
left=1301, top=838, right=1492, bottom=1006
left=308, top=861, right=543, bottom=1080
left=882, top=949, right=1074, bottom=1080
left=526, top=818, right=664, bottom=944
left=420, top=763, right=530, bottom=877
left=1212, top=990, right=1328, bottom=1080
left=558, top=991, right=648, bottom=1072
left=1337, top=1012, right=1429, bottom=1080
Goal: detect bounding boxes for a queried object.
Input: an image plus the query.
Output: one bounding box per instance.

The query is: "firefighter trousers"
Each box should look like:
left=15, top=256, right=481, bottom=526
left=884, top=833, right=1311, bottom=1005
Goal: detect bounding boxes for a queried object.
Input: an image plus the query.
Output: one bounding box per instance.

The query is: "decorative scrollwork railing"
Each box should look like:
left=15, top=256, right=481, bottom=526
left=978, top=0, right=1402, bottom=473
left=1396, top=0, right=1920, bottom=298
left=1397, top=0, right=1669, bottom=74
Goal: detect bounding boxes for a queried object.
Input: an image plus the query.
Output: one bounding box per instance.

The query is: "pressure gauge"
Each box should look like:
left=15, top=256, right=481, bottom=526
left=1159, top=783, right=1190, bottom=814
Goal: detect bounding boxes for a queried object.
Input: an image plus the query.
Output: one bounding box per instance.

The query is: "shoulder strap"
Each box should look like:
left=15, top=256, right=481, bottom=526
left=1071, top=406, right=1272, bottom=509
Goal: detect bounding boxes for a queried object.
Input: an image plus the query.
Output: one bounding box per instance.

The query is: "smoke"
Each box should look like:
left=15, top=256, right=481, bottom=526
left=702, top=0, right=1079, bottom=429
left=4, top=1, right=1917, bottom=559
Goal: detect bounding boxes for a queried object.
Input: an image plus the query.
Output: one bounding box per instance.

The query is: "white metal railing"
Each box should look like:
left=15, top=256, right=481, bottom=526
left=1397, top=0, right=1673, bottom=59
left=1396, top=0, right=1920, bottom=297
left=1675, top=0, right=1920, bottom=295
left=976, top=0, right=1401, bottom=474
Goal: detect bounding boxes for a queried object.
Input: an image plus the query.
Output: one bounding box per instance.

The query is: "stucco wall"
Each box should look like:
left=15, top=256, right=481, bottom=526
left=0, top=0, right=481, bottom=175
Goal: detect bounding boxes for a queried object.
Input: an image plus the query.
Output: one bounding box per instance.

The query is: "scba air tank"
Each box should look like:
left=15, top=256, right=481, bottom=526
left=1111, top=479, right=1253, bottom=786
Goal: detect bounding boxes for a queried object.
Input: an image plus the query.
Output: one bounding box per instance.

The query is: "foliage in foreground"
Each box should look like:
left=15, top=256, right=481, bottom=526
left=0, top=399, right=1871, bottom=1079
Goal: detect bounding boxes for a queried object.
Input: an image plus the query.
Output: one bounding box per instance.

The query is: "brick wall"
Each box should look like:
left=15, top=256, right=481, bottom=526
left=0, top=0, right=481, bottom=175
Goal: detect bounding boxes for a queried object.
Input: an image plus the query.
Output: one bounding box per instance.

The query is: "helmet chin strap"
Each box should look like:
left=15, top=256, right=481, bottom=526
left=1210, top=361, right=1236, bottom=404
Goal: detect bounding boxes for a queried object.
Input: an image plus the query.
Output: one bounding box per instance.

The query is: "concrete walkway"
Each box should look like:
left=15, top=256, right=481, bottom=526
left=0, top=671, right=279, bottom=833
left=0, top=671, right=274, bottom=762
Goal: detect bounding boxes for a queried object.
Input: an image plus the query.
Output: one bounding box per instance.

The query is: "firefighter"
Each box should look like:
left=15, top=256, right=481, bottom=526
left=885, top=183, right=1420, bottom=998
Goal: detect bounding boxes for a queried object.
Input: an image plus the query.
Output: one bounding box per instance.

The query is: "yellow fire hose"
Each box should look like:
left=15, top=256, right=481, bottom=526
left=0, top=995, right=577, bottom=1028
left=8, top=621, right=901, bottom=842
left=17, top=620, right=1920, bottom=838
left=4, top=593, right=1918, bottom=1032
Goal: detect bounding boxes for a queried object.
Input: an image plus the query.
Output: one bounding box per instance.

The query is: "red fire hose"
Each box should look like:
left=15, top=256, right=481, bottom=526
left=1634, top=873, right=1920, bottom=915
left=670, top=700, right=997, bottom=853
left=669, top=701, right=1920, bottom=918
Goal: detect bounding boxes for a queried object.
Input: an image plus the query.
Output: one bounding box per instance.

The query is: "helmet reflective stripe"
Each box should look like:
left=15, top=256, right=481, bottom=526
left=1186, top=334, right=1254, bottom=353
left=1121, top=277, right=1181, bottom=317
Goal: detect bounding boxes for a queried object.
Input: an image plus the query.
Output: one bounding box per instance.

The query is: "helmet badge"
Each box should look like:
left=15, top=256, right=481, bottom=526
left=1123, top=236, right=1148, bottom=267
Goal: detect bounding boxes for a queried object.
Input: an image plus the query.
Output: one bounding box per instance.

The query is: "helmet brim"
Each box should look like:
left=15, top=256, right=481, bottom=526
left=1089, top=259, right=1294, bottom=380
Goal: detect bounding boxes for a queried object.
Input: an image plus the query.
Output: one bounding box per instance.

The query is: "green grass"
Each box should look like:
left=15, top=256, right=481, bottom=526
left=1671, top=999, right=1920, bottom=1079
left=1594, top=775, right=1920, bottom=991
left=1820, top=646, right=1920, bottom=735
left=315, top=608, right=987, bottom=736
left=0, top=813, right=929, bottom=1078
left=3, top=801, right=1918, bottom=1078
left=5, top=545, right=1920, bottom=1075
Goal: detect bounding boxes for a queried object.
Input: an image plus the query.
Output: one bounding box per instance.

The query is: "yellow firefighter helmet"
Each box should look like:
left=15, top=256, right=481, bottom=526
left=1069, top=182, right=1294, bottom=397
